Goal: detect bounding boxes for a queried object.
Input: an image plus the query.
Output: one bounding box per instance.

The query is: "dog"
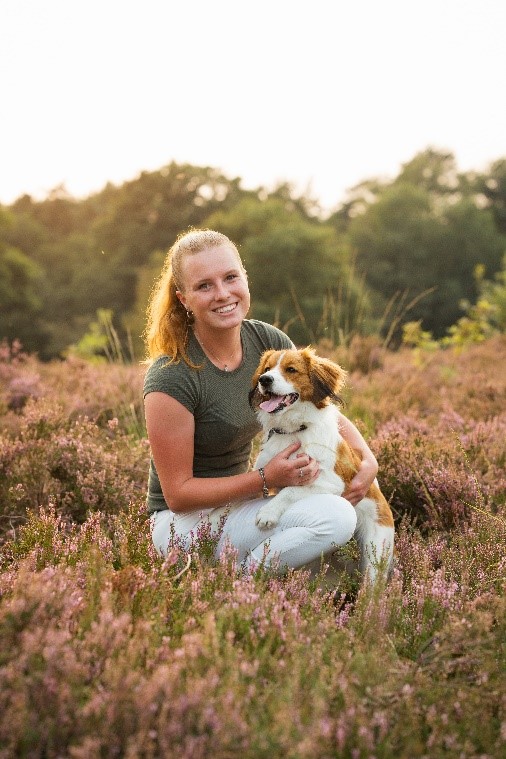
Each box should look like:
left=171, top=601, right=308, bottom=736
left=249, top=347, right=395, bottom=582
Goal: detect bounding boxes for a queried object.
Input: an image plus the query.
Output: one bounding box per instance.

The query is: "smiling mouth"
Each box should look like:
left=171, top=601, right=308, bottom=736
left=258, top=392, right=299, bottom=413
left=214, top=303, right=237, bottom=314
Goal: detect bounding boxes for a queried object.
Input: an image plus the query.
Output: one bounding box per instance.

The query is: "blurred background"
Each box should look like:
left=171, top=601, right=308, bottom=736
left=1, top=0, right=505, bottom=359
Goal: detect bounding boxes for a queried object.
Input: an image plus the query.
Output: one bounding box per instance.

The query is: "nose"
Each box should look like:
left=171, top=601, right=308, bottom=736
left=215, top=280, right=228, bottom=299
left=259, top=373, right=273, bottom=388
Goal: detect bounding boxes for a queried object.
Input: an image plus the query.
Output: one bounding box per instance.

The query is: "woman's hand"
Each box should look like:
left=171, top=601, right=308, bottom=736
left=263, top=441, right=320, bottom=489
left=342, top=457, right=378, bottom=506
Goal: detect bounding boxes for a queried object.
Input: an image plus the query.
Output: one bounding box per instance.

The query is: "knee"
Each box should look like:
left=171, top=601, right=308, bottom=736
left=280, top=494, right=357, bottom=545
left=320, top=495, right=357, bottom=545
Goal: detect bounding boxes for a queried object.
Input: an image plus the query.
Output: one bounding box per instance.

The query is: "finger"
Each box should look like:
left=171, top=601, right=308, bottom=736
left=344, top=487, right=363, bottom=504
left=292, top=451, right=309, bottom=463
left=283, top=441, right=302, bottom=455
left=297, top=464, right=319, bottom=482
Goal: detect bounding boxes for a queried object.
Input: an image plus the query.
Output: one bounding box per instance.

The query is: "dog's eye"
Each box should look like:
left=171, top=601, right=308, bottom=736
left=285, top=366, right=298, bottom=373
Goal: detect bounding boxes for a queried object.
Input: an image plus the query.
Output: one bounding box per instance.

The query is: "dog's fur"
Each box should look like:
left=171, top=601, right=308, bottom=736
left=249, top=347, right=395, bottom=582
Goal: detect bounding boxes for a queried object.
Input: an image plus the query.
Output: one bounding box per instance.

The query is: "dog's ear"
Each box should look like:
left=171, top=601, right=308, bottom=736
left=248, top=387, right=263, bottom=408
left=308, top=353, right=347, bottom=408
left=249, top=349, right=275, bottom=408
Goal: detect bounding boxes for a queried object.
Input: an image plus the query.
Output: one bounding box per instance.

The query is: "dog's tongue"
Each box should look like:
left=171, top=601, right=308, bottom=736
left=259, top=394, right=286, bottom=413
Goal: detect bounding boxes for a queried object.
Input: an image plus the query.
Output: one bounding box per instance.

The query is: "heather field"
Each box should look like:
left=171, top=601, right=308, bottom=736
left=0, top=337, right=505, bottom=758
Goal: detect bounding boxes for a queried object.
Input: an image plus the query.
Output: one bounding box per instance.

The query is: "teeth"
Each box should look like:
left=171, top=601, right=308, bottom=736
left=215, top=303, right=237, bottom=314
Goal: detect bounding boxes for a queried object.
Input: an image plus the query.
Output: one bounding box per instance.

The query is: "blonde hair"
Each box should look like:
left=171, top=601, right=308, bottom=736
left=144, top=229, right=245, bottom=364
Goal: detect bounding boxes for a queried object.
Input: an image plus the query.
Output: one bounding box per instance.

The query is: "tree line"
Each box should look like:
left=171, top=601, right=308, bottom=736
left=1, top=148, right=505, bottom=359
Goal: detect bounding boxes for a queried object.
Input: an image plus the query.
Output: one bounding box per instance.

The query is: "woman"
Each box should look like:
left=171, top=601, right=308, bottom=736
left=144, top=229, right=378, bottom=572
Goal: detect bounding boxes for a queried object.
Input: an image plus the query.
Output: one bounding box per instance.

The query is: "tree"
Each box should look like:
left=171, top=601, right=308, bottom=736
left=205, top=197, right=368, bottom=345
left=394, top=147, right=459, bottom=196
left=0, top=208, right=47, bottom=352
left=3, top=163, right=250, bottom=357
left=476, top=158, right=506, bottom=234
left=346, top=161, right=506, bottom=336
left=329, top=148, right=460, bottom=235
left=347, top=183, right=438, bottom=326
left=123, top=249, right=165, bottom=359
left=90, top=162, right=246, bottom=269
left=328, top=178, right=387, bottom=234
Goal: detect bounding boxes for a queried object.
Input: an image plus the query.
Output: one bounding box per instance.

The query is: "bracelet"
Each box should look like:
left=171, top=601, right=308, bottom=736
left=258, top=467, right=269, bottom=499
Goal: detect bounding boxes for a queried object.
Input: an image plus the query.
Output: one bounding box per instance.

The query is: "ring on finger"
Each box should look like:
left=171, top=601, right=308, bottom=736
left=299, top=468, right=304, bottom=478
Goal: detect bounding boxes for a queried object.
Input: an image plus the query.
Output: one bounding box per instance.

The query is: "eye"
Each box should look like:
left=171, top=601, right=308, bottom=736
left=285, top=366, right=298, bottom=373
left=226, top=273, right=238, bottom=281
left=198, top=282, right=210, bottom=290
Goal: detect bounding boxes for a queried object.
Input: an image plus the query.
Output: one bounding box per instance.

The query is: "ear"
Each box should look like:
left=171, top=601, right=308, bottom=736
left=175, top=289, right=187, bottom=310
left=248, top=386, right=263, bottom=408
left=309, top=354, right=347, bottom=407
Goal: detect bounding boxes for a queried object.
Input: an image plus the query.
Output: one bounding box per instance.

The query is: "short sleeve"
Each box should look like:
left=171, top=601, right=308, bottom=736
left=143, top=356, right=200, bottom=414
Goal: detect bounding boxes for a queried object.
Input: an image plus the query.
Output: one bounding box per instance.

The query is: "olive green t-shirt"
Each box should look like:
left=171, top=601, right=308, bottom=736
left=143, top=319, right=293, bottom=513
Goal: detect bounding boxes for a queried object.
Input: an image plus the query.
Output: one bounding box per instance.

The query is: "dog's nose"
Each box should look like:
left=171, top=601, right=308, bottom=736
left=259, top=373, right=273, bottom=388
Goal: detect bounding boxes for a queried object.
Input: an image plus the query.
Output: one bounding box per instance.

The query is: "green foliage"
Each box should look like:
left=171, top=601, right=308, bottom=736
left=1, top=164, right=247, bottom=357
left=401, top=320, right=439, bottom=367
left=0, top=209, right=48, bottom=352
left=479, top=254, right=506, bottom=331
left=402, top=320, right=439, bottom=351
left=475, top=157, right=506, bottom=234
left=206, top=196, right=368, bottom=345
left=340, top=148, right=506, bottom=339
left=405, top=258, right=506, bottom=352
left=395, top=147, right=459, bottom=195
left=347, top=177, right=506, bottom=337
left=122, top=249, right=165, bottom=359
left=66, top=310, right=111, bottom=363
left=442, top=300, right=497, bottom=349
left=2, top=151, right=506, bottom=358
left=66, top=309, right=134, bottom=364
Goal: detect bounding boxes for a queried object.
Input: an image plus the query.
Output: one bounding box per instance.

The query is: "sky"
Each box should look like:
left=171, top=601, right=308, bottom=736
left=1, top=0, right=505, bottom=213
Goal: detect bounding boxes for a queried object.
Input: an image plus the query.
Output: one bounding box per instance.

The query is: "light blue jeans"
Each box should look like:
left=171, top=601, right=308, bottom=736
left=151, top=494, right=357, bottom=572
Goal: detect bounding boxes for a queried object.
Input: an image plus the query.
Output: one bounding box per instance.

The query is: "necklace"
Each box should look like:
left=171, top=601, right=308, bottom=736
left=194, top=331, right=241, bottom=372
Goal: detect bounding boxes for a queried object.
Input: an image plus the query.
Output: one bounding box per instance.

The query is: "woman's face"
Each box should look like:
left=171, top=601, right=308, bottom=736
left=176, top=244, right=250, bottom=333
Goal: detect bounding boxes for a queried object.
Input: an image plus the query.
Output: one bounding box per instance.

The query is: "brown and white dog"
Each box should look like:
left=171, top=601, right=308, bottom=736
left=249, top=347, right=395, bottom=582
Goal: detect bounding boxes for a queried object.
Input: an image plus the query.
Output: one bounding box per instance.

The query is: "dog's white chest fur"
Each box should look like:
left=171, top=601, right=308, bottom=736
left=255, top=403, right=346, bottom=496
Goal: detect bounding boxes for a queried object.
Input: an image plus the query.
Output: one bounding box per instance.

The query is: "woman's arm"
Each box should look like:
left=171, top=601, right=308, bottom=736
left=144, top=392, right=318, bottom=513
left=337, top=411, right=379, bottom=506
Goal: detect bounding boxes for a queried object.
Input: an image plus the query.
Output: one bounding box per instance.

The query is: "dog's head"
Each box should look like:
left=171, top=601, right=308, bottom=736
left=249, top=347, right=346, bottom=414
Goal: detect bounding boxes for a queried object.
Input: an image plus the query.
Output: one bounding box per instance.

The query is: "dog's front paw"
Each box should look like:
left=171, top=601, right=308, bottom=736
left=255, top=509, right=279, bottom=530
